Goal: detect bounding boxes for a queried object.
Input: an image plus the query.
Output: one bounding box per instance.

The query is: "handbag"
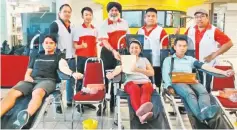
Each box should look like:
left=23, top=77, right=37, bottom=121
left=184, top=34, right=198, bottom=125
left=170, top=57, right=197, bottom=84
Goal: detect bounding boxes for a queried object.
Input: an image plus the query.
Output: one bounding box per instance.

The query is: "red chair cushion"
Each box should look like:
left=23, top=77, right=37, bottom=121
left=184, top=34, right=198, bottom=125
left=217, top=96, right=237, bottom=108
left=73, top=90, right=105, bottom=101
left=212, top=66, right=235, bottom=91
left=1, top=55, right=29, bottom=88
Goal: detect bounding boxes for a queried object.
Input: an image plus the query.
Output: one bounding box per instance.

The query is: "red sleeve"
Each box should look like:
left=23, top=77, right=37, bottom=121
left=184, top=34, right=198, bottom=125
left=214, top=28, right=231, bottom=46
left=184, top=28, right=189, bottom=35
left=160, top=29, right=168, bottom=47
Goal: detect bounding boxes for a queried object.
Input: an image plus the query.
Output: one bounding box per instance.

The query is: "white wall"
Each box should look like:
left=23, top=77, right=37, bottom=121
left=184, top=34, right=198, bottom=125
left=0, top=0, right=8, bottom=47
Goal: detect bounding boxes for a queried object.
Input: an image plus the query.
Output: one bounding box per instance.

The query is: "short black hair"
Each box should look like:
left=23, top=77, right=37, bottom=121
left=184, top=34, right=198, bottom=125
left=146, top=8, right=157, bottom=14
left=174, top=36, right=188, bottom=46
left=59, top=4, right=72, bottom=12
left=44, top=34, right=57, bottom=44
left=81, top=7, right=93, bottom=16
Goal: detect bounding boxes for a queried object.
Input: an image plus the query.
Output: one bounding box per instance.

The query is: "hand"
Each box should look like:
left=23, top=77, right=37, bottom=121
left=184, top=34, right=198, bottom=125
left=81, top=40, right=87, bottom=48
left=72, top=72, right=83, bottom=79
left=174, top=26, right=180, bottom=34
left=24, top=75, right=34, bottom=82
left=168, top=86, right=175, bottom=95
left=224, top=69, right=235, bottom=77
left=112, top=50, right=121, bottom=60
left=106, top=72, right=114, bottom=80
left=204, top=52, right=217, bottom=63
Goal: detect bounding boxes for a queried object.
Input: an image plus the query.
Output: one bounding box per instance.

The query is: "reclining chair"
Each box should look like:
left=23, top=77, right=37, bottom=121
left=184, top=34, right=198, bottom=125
left=107, top=34, right=172, bottom=129
left=160, top=34, right=235, bottom=129
left=1, top=34, right=70, bottom=129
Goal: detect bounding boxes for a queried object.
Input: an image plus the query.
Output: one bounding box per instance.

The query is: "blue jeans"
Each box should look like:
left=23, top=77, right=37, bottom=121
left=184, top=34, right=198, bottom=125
left=66, top=58, right=76, bottom=103
left=172, top=83, right=218, bottom=121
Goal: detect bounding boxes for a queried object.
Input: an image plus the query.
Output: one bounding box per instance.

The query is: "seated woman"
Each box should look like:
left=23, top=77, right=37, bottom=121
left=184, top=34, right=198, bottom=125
left=106, top=39, right=155, bottom=124
left=0, top=35, right=83, bottom=129
left=162, top=37, right=234, bottom=126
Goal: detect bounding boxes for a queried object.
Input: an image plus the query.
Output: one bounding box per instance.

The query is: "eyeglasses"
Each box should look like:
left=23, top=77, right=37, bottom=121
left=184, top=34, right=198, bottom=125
left=194, top=15, right=206, bottom=19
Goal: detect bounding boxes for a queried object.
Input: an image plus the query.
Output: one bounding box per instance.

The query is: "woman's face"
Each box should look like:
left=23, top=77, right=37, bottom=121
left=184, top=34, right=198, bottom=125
left=129, top=42, right=141, bottom=56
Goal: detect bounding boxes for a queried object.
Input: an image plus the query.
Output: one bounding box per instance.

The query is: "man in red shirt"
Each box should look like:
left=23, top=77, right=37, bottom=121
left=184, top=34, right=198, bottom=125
left=176, top=9, right=233, bottom=92
left=73, top=7, right=97, bottom=112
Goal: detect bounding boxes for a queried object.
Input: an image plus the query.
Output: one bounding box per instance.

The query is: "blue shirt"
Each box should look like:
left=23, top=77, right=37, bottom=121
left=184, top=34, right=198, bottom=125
left=162, top=54, right=197, bottom=88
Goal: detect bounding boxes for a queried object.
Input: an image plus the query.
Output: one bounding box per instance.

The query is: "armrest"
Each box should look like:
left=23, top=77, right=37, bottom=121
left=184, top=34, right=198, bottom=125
left=105, top=69, right=122, bottom=83
left=57, top=70, right=71, bottom=80
left=198, top=69, right=226, bottom=78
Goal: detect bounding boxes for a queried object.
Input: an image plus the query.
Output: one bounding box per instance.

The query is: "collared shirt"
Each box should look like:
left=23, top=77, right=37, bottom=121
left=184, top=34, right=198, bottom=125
left=162, top=54, right=197, bottom=88
left=185, top=24, right=231, bottom=60
left=98, top=18, right=129, bottom=49
left=73, top=23, right=97, bottom=57
left=141, top=24, right=169, bottom=47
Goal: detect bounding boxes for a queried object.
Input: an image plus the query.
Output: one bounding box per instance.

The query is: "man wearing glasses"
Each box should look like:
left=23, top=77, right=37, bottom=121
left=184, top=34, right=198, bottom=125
left=176, top=9, right=233, bottom=93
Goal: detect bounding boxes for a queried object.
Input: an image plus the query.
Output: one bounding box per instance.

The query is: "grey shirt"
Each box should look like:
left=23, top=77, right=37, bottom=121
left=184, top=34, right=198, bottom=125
left=124, top=57, right=151, bottom=84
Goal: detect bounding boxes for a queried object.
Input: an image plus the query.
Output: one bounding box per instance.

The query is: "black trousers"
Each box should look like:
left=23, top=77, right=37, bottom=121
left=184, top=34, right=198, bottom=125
left=198, top=71, right=212, bottom=93
left=153, top=67, right=162, bottom=92
left=76, top=56, right=88, bottom=91
left=100, top=47, right=117, bottom=109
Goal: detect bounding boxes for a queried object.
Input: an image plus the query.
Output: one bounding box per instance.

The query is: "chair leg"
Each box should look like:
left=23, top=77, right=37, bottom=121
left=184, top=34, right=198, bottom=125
left=72, top=101, right=75, bottom=129
left=60, top=96, right=66, bottom=121
left=101, top=102, right=104, bottom=129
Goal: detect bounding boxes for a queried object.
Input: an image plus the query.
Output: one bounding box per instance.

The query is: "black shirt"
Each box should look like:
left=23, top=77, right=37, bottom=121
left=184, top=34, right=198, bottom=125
left=49, top=18, right=71, bottom=34
left=28, top=53, right=61, bottom=80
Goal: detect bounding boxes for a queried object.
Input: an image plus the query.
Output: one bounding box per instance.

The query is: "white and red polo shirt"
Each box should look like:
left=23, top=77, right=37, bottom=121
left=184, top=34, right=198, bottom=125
left=137, top=24, right=168, bottom=66
left=98, top=18, right=129, bottom=49
left=73, top=23, right=97, bottom=57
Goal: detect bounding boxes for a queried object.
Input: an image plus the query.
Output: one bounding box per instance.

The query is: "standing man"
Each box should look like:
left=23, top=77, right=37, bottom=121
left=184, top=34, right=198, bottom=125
left=98, top=2, right=129, bottom=116
left=72, top=7, right=97, bottom=112
left=176, top=9, right=233, bottom=92
left=137, top=8, right=169, bottom=91
left=49, top=4, right=75, bottom=113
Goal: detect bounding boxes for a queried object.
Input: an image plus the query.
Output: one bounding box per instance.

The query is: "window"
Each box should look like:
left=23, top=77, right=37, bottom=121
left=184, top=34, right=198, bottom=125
left=122, top=10, right=186, bottom=28
left=157, top=11, right=165, bottom=27
left=122, top=11, right=143, bottom=28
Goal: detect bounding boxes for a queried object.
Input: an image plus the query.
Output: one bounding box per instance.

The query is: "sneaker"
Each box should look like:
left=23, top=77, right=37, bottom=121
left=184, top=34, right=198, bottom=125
left=199, top=105, right=219, bottom=120
left=13, top=110, right=30, bottom=129
left=56, top=106, right=62, bottom=114
left=83, top=104, right=96, bottom=110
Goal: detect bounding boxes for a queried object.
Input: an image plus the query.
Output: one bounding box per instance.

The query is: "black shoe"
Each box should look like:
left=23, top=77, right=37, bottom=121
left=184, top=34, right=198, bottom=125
left=110, top=107, right=114, bottom=113
left=84, top=104, right=96, bottom=110
left=76, top=105, right=84, bottom=113
left=178, top=106, right=187, bottom=114
left=56, top=106, right=62, bottom=114
left=67, top=103, right=72, bottom=107
left=96, top=108, right=106, bottom=116
left=13, top=110, right=30, bottom=129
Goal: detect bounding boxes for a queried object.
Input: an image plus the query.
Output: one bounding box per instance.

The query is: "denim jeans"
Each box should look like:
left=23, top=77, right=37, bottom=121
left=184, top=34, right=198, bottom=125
left=172, top=83, right=218, bottom=121
left=66, top=58, right=76, bottom=103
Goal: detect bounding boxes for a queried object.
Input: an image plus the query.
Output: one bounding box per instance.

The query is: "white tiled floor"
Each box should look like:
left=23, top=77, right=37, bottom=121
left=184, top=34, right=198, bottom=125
left=1, top=87, right=236, bottom=129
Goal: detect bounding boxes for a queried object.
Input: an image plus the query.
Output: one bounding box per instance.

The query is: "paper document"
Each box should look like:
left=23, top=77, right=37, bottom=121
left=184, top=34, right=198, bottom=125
left=121, top=55, right=136, bottom=74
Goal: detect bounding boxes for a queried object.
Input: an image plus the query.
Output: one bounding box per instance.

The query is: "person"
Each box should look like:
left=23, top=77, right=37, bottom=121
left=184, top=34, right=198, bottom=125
left=137, top=8, right=168, bottom=91
left=49, top=4, right=75, bottom=113
left=97, top=1, right=129, bottom=116
left=72, top=7, right=97, bottom=112
left=175, top=9, right=233, bottom=93
left=162, top=36, right=234, bottom=126
left=0, top=35, right=83, bottom=129
left=107, top=39, right=155, bottom=124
